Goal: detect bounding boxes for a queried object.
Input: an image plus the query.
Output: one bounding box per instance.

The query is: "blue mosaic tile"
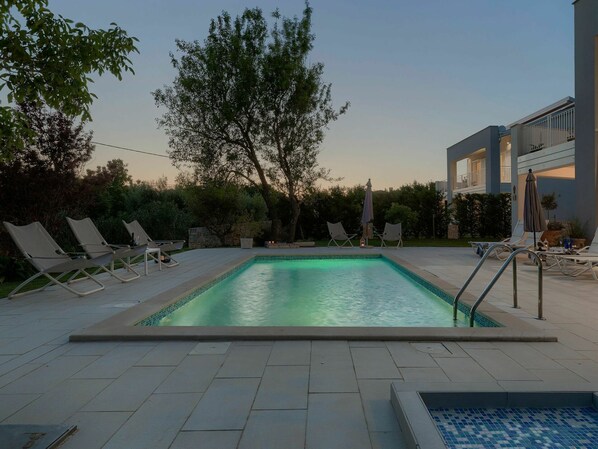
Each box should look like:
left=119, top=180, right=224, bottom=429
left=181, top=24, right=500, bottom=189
left=429, top=406, right=598, bottom=449
left=137, top=254, right=498, bottom=328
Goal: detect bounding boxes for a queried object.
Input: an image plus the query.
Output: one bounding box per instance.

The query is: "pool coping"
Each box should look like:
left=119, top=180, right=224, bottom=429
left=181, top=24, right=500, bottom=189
left=69, top=252, right=558, bottom=342
left=390, top=382, right=598, bottom=449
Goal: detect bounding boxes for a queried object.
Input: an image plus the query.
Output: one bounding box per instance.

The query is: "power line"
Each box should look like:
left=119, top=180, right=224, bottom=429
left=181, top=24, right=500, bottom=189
left=92, top=141, right=170, bottom=158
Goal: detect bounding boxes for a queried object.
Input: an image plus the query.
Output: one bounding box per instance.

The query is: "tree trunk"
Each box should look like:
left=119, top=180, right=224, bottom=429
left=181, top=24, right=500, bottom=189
left=288, top=195, right=301, bottom=242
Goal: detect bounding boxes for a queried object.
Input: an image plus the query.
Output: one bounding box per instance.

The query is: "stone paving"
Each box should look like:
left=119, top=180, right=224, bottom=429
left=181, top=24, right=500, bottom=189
left=0, top=247, right=597, bottom=448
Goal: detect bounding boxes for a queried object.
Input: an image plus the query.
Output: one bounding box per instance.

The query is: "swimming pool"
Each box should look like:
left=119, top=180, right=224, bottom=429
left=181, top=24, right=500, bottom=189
left=138, top=256, right=495, bottom=328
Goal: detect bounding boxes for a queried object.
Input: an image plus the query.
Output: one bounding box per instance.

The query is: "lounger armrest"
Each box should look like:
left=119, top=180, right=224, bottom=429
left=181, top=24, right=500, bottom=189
left=27, top=253, right=87, bottom=260
left=153, top=240, right=185, bottom=246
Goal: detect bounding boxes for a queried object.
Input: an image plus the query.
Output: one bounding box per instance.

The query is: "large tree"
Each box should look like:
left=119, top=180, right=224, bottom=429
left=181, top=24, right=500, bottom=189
left=153, top=3, right=347, bottom=241
left=0, top=0, right=138, bottom=159
left=0, top=103, right=94, bottom=248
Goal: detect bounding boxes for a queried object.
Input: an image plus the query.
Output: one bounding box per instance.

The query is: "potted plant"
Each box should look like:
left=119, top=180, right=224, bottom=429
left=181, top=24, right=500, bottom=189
left=238, top=220, right=263, bottom=249
left=566, top=219, right=587, bottom=249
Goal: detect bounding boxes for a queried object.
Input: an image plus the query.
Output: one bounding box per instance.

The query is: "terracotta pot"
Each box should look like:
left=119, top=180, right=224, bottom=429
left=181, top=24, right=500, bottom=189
left=541, top=230, right=564, bottom=246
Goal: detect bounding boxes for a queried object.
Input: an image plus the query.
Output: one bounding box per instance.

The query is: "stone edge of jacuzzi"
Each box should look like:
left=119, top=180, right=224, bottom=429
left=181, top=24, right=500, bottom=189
left=390, top=382, right=598, bottom=449
left=69, top=251, right=558, bottom=342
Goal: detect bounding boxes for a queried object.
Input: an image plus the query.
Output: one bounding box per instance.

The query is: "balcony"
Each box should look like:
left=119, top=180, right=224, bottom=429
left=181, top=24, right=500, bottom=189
left=454, top=170, right=485, bottom=191
left=522, top=106, right=575, bottom=155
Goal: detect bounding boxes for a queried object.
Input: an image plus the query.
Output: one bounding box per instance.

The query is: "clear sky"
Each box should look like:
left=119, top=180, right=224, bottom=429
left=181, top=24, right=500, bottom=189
left=49, top=0, right=574, bottom=190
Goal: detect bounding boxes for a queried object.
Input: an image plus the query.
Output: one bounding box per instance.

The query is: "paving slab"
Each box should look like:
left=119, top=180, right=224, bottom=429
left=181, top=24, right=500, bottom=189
left=464, top=349, right=539, bottom=381
left=556, top=359, right=598, bottom=382
left=434, top=357, right=494, bottom=382
left=135, top=342, right=196, bottom=366
left=59, top=411, right=131, bottom=449
left=216, top=346, right=271, bottom=378
left=102, top=393, right=201, bottom=449
left=65, top=342, right=120, bottom=356
left=358, top=379, right=402, bottom=432
left=386, top=342, right=438, bottom=368
left=310, top=341, right=357, bottom=393
left=529, top=341, right=588, bottom=360
left=268, top=341, right=311, bottom=365
left=351, top=347, right=401, bottom=379
left=0, top=393, right=40, bottom=421
left=4, top=379, right=111, bottom=424
left=169, top=431, right=241, bottom=449
left=400, top=367, right=450, bottom=382
left=253, top=365, right=309, bottom=410
left=306, top=393, right=371, bottom=449
left=0, top=355, right=97, bottom=394
left=183, top=378, right=260, bottom=431
left=238, top=410, right=306, bottom=449
left=491, top=342, right=564, bottom=369
left=83, top=366, right=173, bottom=412
left=73, top=345, right=153, bottom=378
left=370, top=431, right=408, bottom=449
left=189, top=342, right=231, bottom=355
left=529, top=369, right=591, bottom=383
left=156, top=355, right=224, bottom=394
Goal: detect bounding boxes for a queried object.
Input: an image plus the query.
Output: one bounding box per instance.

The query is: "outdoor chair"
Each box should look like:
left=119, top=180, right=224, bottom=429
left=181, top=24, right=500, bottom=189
left=469, top=220, right=534, bottom=259
left=122, top=220, right=185, bottom=267
left=552, top=227, right=598, bottom=279
left=67, top=217, right=147, bottom=282
left=327, top=221, right=357, bottom=247
left=377, top=222, right=403, bottom=248
left=3, top=221, right=113, bottom=299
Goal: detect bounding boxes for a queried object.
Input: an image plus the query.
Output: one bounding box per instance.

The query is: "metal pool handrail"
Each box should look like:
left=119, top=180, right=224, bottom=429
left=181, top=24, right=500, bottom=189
left=453, top=243, right=514, bottom=320
left=469, top=248, right=543, bottom=327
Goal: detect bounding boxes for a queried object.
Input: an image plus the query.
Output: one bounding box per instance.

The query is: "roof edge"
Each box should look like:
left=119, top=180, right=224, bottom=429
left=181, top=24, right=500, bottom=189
left=508, top=97, right=575, bottom=128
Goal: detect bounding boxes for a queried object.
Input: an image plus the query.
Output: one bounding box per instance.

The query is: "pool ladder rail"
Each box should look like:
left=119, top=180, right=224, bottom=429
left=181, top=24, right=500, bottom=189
left=453, top=243, right=544, bottom=327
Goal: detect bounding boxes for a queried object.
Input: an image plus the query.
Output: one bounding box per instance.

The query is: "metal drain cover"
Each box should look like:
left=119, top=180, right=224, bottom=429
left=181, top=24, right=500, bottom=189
left=0, top=424, right=76, bottom=449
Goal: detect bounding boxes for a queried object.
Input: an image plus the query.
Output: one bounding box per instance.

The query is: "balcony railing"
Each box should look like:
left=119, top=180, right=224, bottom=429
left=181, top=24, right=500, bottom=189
left=522, top=107, right=575, bottom=154
left=500, top=165, right=511, bottom=183
left=454, top=171, right=484, bottom=190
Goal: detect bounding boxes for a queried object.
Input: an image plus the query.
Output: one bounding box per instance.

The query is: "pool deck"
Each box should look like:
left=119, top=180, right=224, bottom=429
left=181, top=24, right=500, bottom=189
left=0, top=246, right=597, bottom=448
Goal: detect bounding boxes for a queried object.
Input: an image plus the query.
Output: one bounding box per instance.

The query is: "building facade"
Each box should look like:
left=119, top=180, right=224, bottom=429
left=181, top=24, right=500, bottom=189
left=574, top=0, right=598, bottom=235
left=446, top=126, right=511, bottom=203
left=446, top=0, right=598, bottom=236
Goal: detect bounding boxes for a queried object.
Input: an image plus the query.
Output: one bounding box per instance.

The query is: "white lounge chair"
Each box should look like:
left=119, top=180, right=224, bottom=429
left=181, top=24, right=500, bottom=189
left=469, top=220, right=541, bottom=259
left=327, top=221, right=357, bottom=247
left=3, top=221, right=112, bottom=298
left=123, top=220, right=185, bottom=267
left=553, top=227, right=598, bottom=278
left=67, top=217, right=146, bottom=282
left=377, top=222, right=403, bottom=248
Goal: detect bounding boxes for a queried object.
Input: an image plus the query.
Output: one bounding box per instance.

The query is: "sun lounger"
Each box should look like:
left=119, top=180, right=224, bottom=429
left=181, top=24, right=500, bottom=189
left=122, top=220, right=184, bottom=267
left=67, top=217, right=147, bottom=282
left=551, top=227, right=598, bottom=278
left=3, top=221, right=113, bottom=298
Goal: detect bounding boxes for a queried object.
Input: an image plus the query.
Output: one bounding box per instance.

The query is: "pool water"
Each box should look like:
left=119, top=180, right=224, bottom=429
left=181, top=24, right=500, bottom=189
left=149, top=257, right=478, bottom=327
left=430, top=406, right=598, bottom=449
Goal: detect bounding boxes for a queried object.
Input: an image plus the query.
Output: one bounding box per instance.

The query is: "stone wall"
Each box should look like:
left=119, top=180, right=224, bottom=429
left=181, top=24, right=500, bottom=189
left=188, top=227, right=222, bottom=249
left=188, top=221, right=272, bottom=249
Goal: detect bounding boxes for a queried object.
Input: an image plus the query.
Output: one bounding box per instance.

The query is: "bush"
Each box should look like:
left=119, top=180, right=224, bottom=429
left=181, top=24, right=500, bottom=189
left=384, top=204, right=418, bottom=237
left=451, top=193, right=511, bottom=238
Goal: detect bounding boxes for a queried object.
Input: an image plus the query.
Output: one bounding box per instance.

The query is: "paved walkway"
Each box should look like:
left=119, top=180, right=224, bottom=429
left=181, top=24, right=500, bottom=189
left=0, top=247, right=597, bottom=449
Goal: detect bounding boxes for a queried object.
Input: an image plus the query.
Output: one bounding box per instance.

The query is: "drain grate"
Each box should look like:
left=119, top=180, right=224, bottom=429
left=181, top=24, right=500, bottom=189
left=0, top=424, right=76, bottom=449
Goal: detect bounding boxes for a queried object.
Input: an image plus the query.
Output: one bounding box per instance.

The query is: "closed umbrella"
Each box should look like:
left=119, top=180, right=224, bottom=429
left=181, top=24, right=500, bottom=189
left=523, top=169, right=547, bottom=250
left=361, top=179, right=374, bottom=246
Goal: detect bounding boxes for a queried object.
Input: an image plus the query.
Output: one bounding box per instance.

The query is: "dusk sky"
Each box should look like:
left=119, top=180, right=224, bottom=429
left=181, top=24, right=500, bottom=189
left=50, top=0, right=573, bottom=190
